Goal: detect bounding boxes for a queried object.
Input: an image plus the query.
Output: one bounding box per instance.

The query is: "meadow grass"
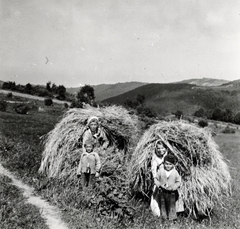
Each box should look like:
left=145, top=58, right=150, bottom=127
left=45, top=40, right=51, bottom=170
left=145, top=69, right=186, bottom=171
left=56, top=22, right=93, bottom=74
left=0, top=175, right=48, bottom=229
left=0, top=108, right=239, bottom=228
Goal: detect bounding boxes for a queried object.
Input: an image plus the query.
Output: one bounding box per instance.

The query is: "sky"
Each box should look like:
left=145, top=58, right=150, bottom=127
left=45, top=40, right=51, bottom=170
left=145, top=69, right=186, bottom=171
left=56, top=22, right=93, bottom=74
left=0, top=0, right=240, bottom=87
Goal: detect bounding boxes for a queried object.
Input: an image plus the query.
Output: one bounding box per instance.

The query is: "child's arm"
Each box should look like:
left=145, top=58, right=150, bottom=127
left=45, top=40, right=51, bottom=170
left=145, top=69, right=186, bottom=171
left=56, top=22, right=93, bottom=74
left=95, top=153, right=101, bottom=177
left=154, top=168, right=162, bottom=188
left=151, top=154, right=157, bottom=179
left=76, top=153, right=84, bottom=176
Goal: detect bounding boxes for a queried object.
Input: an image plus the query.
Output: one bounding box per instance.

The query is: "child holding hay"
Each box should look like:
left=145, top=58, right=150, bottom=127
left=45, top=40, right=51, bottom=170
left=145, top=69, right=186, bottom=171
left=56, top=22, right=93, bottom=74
left=154, top=154, right=181, bottom=221
left=77, top=140, right=101, bottom=187
left=82, top=116, right=109, bottom=155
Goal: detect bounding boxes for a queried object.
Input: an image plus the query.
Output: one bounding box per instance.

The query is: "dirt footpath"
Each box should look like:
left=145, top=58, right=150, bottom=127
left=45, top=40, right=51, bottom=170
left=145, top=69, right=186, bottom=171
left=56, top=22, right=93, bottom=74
left=0, top=163, right=68, bottom=229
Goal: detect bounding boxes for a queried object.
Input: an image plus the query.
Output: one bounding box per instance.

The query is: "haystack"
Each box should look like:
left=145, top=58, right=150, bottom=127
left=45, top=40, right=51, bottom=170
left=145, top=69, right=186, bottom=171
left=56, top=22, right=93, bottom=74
left=129, top=121, right=231, bottom=217
left=39, top=105, right=140, bottom=179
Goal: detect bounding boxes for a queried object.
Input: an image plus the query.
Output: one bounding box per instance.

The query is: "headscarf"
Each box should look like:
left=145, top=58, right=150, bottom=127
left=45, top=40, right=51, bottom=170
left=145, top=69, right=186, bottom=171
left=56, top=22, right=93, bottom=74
left=87, top=116, right=99, bottom=126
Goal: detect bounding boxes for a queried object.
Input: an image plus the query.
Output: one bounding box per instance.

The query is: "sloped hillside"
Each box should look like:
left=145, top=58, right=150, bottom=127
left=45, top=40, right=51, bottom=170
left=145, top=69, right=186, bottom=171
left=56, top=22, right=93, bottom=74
left=104, top=83, right=240, bottom=115
left=67, top=82, right=147, bottom=101
left=178, top=78, right=229, bottom=87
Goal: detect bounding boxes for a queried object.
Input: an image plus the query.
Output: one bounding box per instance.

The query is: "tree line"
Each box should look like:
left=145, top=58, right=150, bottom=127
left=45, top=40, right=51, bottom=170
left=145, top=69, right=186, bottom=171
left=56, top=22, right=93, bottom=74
left=1, top=81, right=72, bottom=101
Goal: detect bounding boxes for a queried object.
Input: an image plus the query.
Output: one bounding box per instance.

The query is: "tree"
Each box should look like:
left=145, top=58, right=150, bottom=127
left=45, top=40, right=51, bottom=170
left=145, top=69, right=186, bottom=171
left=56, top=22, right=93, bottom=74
left=222, top=109, right=234, bottom=123
left=194, top=108, right=205, bottom=118
left=211, top=108, right=223, bottom=121
left=56, top=85, right=66, bottom=100
left=124, top=99, right=134, bottom=108
left=46, top=81, right=51, bottom=92
left=0, top=100, right=7, bottom=112
left=51, top=83, right=57, bottom=94
left=234, top=112, right=240, bottom=125
left=2, top=81, right=16, bottom=90
left=25, top=83, right=32, bottom=94
left=136, top=94, right=145, bottom=106
left=77, top=85, right=95, bottom=105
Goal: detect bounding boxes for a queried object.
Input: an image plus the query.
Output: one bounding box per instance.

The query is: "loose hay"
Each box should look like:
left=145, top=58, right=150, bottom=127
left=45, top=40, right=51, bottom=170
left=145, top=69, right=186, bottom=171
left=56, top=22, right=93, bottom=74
left=129, top=121, right=231, bottom=218
left=39, top=105, right=140, bottom=179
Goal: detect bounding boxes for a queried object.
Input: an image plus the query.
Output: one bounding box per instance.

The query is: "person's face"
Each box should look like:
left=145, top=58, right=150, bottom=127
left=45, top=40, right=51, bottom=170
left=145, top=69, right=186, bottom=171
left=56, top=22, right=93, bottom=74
left=89, top=122, right=98, bottom=132
left=164, top=161, right=174, bottom=171
left=85, top=144, right=93, bottom=153
left=155, top=143, right=167, bottom=157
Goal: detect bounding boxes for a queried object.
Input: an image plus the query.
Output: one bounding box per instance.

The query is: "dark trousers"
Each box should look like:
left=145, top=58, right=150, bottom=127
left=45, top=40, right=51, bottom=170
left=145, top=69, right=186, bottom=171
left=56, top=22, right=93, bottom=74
left=159, top=189, right=177, bottom=220
left=81, top=173, right=95, bottom=187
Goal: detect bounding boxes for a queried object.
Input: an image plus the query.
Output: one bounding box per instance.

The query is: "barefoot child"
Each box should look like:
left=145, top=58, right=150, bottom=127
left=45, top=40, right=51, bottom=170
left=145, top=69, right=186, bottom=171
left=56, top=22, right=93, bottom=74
left=154, top=154, right=181, bottom=221
left=77, top=140, right=101, bottom=187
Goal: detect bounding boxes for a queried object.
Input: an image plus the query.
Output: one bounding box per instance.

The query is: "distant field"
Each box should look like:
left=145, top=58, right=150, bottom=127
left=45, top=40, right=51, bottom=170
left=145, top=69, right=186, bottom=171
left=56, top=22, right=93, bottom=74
left=0, top=108, right=239, bottom=228
left=0, top=89, right=70, bottom=105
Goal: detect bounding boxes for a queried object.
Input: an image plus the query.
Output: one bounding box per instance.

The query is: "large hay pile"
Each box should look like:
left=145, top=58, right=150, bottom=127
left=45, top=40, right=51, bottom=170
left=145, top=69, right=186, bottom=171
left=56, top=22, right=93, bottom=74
left=39, top=105, right=140, bottom=179
left=129, top=121, right=231, bottom=217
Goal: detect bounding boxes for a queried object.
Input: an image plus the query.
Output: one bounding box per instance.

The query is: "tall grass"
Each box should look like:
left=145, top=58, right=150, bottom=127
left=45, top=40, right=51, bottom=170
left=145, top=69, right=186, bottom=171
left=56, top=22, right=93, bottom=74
left=0, top=109, right=239, bottom=228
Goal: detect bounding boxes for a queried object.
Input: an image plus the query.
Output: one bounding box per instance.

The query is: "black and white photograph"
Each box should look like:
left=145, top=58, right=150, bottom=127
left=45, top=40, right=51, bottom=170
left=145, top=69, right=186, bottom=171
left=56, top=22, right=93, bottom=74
left=0, top=0, right=239, bottom=228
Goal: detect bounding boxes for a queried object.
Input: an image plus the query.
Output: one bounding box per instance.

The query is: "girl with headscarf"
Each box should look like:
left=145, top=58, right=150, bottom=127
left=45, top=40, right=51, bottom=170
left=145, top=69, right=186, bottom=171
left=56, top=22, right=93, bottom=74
left=82, top=116, right=109, bottom=155
left=150, top=140, right=168, bottom=216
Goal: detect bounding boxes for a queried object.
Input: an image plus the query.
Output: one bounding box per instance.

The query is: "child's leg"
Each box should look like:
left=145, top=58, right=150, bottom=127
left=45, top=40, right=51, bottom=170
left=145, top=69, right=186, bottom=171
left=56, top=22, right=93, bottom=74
left=168, top=193, right=177, bottom=220
left=88, top=174, right=96, bottom=187
left=81, top=173, right=88, bottom=187
left=159, top=190, right=168, bottom=220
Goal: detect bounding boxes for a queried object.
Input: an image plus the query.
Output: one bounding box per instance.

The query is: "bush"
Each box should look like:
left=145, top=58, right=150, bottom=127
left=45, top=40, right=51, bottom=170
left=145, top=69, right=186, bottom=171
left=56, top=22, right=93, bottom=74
left=234, top=112, right=240, bottom=125
left=194, top=108, right=205, bottom=118
left=0, top=100, right=8, bottom=112
left=14, top=104, right=30, bottom=114
left=222, top=126, right=236, bottom=134
left=63, top=103, right=69, bottom=109
left=6, top=92, right=13, bottom=98
left=175, top=110, right=183, bottom=119
left=70, top=100, right=83, bottom=108
left=198, top=119, right=208, bottom=128
left=44, top=98, right=53, bottom=106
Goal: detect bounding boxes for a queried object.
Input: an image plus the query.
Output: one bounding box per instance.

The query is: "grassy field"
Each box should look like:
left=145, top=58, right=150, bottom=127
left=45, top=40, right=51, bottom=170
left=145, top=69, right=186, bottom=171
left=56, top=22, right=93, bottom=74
left=0, top=105, right=239, bottom=228
left=0, top=175, right=48, bottom=229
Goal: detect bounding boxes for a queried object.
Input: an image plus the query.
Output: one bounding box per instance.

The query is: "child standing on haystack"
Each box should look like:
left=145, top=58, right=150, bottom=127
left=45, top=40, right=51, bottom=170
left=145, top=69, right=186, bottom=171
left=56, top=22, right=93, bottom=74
left=151, top=141, right=168, bottom=216
left=82, top=116, right=109, bottom=156
left=154, top=154, right=181, bottom=221
left=77, top=140, right=101, bottom=188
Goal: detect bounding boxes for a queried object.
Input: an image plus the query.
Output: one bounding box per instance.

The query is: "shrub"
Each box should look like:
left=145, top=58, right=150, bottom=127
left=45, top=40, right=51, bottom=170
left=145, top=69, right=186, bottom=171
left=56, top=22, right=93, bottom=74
left=175, top=110, right=183, bottom=119
left=44, top=98, right=53, bottom=106
left=222, top=126, right=235, bottom=134
left=70, top=100, right=83, bottom=108
left=14, top=104, right=30, bottom=114
left=63, top=103, right=69, bottom=109
left=6, top=92, right=13, bottom=98
left=0, top=100, right=8, bottom=112
left=234, top=112, right=240, bottom=125
left=198, top=119, right=208, bottom=128
left=194, top=108, right=205, bottom=117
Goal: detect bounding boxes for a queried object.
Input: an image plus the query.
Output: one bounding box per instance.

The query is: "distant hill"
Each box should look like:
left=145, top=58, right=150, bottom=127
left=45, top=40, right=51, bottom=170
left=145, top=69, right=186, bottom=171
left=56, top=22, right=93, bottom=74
left=104, top=82, right=240, bottom=115
left=220, top=79, right=240, bottom=87
left=67, top=82, right=147, bottom=101
left=178, top=78, right=229, bottom=87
